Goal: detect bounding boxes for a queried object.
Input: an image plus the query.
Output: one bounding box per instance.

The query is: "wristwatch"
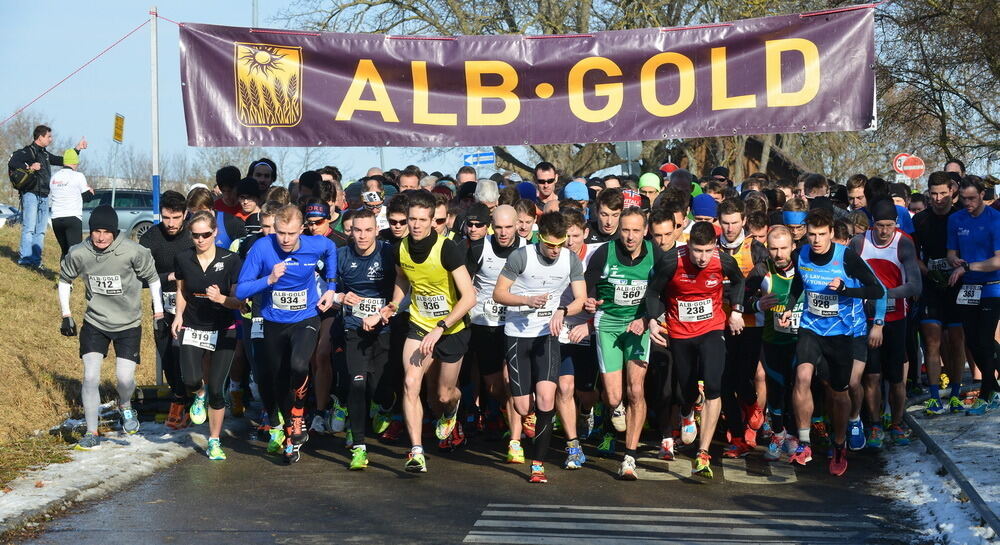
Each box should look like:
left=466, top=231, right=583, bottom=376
left=436, top=320, right=448, bottom=330
left=732, top=304, right=745, bottom=313
left=963, top=262, right=971, bottom=272
left=873, top=319, right=884, bottom=326
left=557, top=306, right=568, bottom=314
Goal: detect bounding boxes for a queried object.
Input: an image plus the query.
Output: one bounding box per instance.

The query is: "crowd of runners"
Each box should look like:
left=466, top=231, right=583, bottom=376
left=41, top=137, right=999, bottom=482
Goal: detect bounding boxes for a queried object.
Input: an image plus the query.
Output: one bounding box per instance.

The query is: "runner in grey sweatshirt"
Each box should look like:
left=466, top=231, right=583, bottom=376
left=57, top=205, right=164, bottom=450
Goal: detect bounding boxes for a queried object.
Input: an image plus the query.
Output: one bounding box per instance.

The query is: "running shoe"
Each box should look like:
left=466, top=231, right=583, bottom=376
left=890, top=424, right=910, bottom=446
left=442, top=421, right=466, bottom=451
left=596, top=432, right=616, bottom=457
left=619, top=454, right=638, bottom=481
left=591, top=404, right=606, bottom=437
left=693, top=450, right=713, bottom=478
left=783, top=435, right=799, bottom=457
left=506, top=440, right=525, bottom=464
left=564, top=440, right=585, bottom=470
left=694, top=381, right=705, bottom=412
left=289, top=408, right=308, bottom=445
left=758, top=418, right=774, bottom=443
left=552, top=413, right=562, bottom=432
left=328, top=395, right=348, bottom=433
left=267, top=427, right=286, bottom=455
left=743, top=426, right=758, bottom=449
left=349, top=446, right=368, bottom=470
left=965, top=397, right=993, bottom=416
left=829, top=444, right=847, bottom=476
left=723, top=437, right=753, bottom=458
left=847, top=419, right=866, bottom=451
left=372, top=407, right=392, bottom=436
left=610, top=403, right=627, bottom=432
left=74, top=433, right=100, bottom=451
left=229, top=389, right=245, bottom=418
left=522, top=413, right=537, bottom=439
left=435, top=401, right=460, bottom=440
left=924, top=398, right=948, bottom=416
left=680, top=413, right=698, bottom=445
left=120, top=408, right=140, bottom=435
left=866, top=426, right=884, bottom=449
left=578, top=408, right=595, bottom=440
left=528, top=463, right=547, bottom=483
left=380, top=420, right=404, bottom=442
left=310, top=410, right=330, bottom=435
left=746, top=403, right=765, bottom=431
left=284, top=440, right=302, bottom=464
left=206, top=438, right=226, bottom=461
left=789, top=443, right=813, bottom=466
left=165, top=401, right=187, bottom=430
left=764, top=432, right=785, bottom=462
left=189, top=393, right=207, bottom=426
left=881, top=410, right=892, bottom=430
left=948, top=396, right=965, bottom=413
left=658, top=437, right=675, bottom=461
left=810, top=419, right=829, bottom=448
left=405, top=451, right=427, bottom=473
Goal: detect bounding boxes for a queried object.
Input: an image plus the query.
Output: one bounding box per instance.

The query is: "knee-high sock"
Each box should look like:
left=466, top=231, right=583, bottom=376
left=116, top=358, right=137, bottom=409
left=82, top=353, right=104, bottom=434
left=533, top=409, right=555, bottom=464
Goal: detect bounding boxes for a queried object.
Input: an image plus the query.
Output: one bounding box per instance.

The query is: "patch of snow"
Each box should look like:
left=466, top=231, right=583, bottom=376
left=0, top=423, right=206, bottom=532
left=879, top=405, right=1000, bottom=545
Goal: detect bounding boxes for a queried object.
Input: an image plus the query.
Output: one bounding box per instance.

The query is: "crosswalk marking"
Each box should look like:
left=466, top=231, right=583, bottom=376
left=464, top=504, right=882, bottom=544
left=632, top=455, right=797, bottom=484
left=720, top=457, right=798, bottom=484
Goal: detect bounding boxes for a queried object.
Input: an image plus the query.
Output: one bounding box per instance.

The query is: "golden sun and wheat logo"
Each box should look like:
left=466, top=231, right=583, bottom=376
left=234, top=42, right=302, bottom=129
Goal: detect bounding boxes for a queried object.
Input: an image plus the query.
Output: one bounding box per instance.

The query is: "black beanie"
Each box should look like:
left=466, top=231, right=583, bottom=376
left=89, top=205, right=119, bottom=235
left=871, top=198, right=898, bottom=222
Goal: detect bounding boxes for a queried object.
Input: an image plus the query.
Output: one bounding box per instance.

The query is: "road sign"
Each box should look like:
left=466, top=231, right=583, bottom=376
left=113, top=114, right=125, bottom=144
left=463, top=151, right=495, bottom=166
left=892, top=153, right=909, bottom=174
left=659, top=162, right=679, bottom=174
left=901, top=155, right=925, bottom=180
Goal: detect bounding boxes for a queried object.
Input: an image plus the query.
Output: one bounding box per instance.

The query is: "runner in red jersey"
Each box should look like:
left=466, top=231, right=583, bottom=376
left=645, top=221, right=747, bottom=478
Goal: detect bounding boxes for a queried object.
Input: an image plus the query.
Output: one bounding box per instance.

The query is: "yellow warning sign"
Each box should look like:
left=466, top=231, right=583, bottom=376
left=113, top=114, right=125, bottom=143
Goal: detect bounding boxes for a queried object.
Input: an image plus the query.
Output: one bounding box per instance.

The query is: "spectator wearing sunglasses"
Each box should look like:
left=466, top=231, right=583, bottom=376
left=534, top=161, right=560, bottom=206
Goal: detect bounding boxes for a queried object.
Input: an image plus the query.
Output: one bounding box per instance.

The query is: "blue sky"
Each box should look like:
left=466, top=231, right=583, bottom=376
left=0, top=1, right=497, bottom=183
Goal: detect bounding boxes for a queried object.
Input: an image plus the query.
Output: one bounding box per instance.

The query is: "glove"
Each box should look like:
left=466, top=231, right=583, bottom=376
left=154, top=316, right=167, bottom=337
left=60, top=316, right=77, bottom=337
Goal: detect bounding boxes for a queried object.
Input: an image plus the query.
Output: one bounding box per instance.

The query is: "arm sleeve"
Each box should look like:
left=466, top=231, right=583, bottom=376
left=643, top=250, right=678, bottom=318
left=440, top=238, right=466, bottom=272
left=841, top=247, right=886, bottom=299
left=887, top=237, right=922, bottom=299
left=873, top=289, right=887, bottom=322
left=58, top=282, right=72, bottom=316
left=149, top=280, right=164, bottom=314
left=499, top=248, right=528, bottom=282
left=720, top=253, right=746, bottom=307
left=465, top=239, right=485, bottom=275
left=235, top=244, right=271, bottom=300
left=568, top=252, right=584, bottom=282
left=584, top=244, right=610, bottom=298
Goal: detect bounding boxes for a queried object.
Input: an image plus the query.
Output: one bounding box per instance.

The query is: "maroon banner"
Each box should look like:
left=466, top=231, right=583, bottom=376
left=180, top=6, right=875, bottom=147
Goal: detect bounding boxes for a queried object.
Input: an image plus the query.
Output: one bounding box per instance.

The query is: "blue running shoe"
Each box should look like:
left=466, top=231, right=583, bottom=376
left=966, top=398, right=992, bottom=416
left=189, top=393, right=207, bottom=425
left=847, top=419, right=865, bottom=451
left=867, top=425, right=884, bottom=449
left=121, top=408, right=140, bottom=435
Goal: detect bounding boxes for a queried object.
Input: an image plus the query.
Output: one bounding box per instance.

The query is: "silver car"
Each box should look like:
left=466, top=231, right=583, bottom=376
left=82, top=189, right=156, bottom=241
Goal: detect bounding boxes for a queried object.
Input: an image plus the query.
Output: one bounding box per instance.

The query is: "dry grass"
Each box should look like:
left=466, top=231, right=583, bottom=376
left=0, top=226, right=156, bottom=447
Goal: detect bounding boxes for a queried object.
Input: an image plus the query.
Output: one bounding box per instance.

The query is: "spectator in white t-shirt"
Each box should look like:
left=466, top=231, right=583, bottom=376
left=49, top=149, right=93, bottom=259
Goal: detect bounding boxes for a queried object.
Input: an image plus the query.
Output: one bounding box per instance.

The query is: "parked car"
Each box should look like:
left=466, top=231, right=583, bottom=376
left=0, top=204, right=19, bottom=228
left=82, top=189, right=155, bottom=241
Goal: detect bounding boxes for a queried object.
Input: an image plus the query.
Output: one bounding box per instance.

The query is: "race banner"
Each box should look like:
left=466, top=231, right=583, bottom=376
left=179, top=5, right=875, bottom=147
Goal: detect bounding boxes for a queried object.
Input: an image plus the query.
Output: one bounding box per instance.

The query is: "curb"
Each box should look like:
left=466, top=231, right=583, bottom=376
left=904, top=405, right=1000, bottom=538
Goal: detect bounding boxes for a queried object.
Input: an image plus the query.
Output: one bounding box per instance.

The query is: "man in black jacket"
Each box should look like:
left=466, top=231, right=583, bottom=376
left=8, top=125, right=86, bottom=269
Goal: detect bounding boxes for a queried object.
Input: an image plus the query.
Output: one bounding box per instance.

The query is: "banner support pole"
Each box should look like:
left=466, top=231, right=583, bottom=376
left=150, top=5, right=163, bottom=387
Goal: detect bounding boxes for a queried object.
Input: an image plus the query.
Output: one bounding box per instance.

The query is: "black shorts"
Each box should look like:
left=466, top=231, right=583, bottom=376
left=921, top=285, right=962, bottom=327
left=865, top=319, right=908, bottom=383
left=506, top=336, right=560, bottom=397
left=852, top=334, right=868, bottom=363
left=407, top=325, right=470, bottom=364
left=79, top=321, right=141, bottom=363
left=559, top=340, right=599, bottom=392
left=471, top=324, right=507, bottom=376
left=670, top=331, right=726, bottom=403
left=795, top=329, right=852, bottom=391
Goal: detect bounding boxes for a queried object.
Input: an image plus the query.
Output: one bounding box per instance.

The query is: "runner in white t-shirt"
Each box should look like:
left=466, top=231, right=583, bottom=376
left=48, top=149, right=93, bottom=259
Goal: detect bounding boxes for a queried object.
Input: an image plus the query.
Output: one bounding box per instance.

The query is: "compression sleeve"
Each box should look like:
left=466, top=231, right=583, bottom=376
left=58, top=282, right=72, bottom=316
left=235, top=244, right=271, bottom=300
left=887, top=236, right=923, bottom=299
left=720, top=252, right=746, bottom=308
left=873, top=288, right=887, bottom=322
left=643, top=249, right=679, bottom=319
left=584, top=243, right=610, bottom=298
left=149, top=280, right=164, bottom=314
left=840, top=247, right=886, bottom=299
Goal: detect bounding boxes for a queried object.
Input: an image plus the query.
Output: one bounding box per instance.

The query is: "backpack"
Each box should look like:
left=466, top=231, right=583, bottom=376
left=8, top=147, right=38, bottom=193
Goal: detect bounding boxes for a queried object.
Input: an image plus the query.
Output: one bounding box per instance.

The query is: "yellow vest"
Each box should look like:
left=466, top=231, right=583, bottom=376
left=399, top=235, right=464, bottom=334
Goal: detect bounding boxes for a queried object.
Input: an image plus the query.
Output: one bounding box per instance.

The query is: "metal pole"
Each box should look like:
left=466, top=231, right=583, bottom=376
left=253, top=0, right=259, bottom=26
left=150, top=6, right=163, bottom=388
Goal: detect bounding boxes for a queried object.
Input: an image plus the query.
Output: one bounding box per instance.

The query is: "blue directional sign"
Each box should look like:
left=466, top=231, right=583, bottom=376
left=463, top=152, right=496, bottom=166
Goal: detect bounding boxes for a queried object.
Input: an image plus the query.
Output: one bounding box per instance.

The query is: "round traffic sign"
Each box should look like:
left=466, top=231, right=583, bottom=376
left=901, top=155, right=925, bottom=180
left=893, top=153, right=910, bottom=174
left=659, top=162, right=679, bottom=174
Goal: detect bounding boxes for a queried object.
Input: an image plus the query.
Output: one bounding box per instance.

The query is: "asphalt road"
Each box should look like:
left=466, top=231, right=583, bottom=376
left=23, top=424, right=928, bottom=545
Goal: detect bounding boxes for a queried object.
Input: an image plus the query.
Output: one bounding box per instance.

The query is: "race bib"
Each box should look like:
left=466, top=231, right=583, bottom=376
left=956, top=284, right=982, bottom=306
left=352, top=297, right=386, bottom=318
left=613, top=281, right=647, bottom=306
left=678, top=298, right=713, bottom=322
left=808, top=292, right=839, bottom=317
left=182, top=328, right=219, bottom=351
left=415, top=294, right=450, bottom=317
left=533, top=293, right=558, bottom=318
left=272, top=289, right=307, bottom=311
left=774, top=310, right=801, bottom=334
left=88, top=275, right=123, bottom=296
left=483, top=298, right=507, bottom=322
left=162, top=291, right=177, bottom=314
left=928, top=258, right=950, bottom=272
left=250, top=317, right=263, bottom=339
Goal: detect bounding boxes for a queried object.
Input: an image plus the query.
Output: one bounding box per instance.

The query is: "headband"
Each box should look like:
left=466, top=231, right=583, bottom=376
left=782, top=211, right=807, bottom=226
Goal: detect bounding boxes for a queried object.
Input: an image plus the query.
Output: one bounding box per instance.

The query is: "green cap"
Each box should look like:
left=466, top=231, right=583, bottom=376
left=638, top=172, right=661, bottom=190
left=63, top=149, right=79, bottom=166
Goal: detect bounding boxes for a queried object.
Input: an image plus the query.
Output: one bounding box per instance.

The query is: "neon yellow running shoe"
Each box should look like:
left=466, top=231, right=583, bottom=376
left=506, top=440, right=525, bottom=464
left=693, top=450, right=713, bottom=478
left=267, top=427, right=286, bottom=454
left=349, top=446, right=368, bottom=470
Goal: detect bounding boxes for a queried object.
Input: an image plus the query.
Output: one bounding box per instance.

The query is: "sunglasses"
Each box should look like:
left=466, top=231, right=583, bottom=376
left=434, top=218, right=448, bottom=225
left=536, top=178, right=556, bottom=185
left=388, top=219, right=407, bottom=226
left=191, top=231, right=213, bottom=240
left=306, top=219, right=326, bottom=226
left=467, top=222, right=486, bottom=228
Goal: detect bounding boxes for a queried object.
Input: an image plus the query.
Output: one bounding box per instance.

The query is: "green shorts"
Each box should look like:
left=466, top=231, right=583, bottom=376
left=595, top=325, right=651, bottom=374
